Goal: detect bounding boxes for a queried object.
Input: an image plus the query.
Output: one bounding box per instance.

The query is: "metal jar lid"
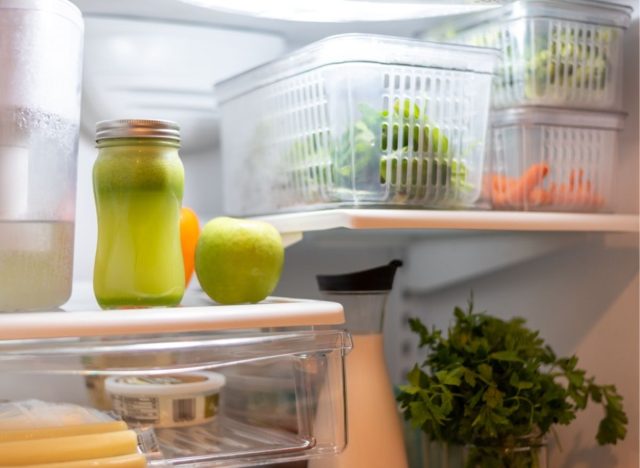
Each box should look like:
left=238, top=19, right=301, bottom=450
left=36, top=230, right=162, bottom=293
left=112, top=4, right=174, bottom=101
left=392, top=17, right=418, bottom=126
left=96, top=119, right=180, bottom=142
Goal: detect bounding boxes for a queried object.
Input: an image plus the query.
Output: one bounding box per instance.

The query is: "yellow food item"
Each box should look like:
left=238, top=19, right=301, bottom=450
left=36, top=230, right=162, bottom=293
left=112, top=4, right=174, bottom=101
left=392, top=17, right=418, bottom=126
left=0, top=421, right=128, bottom=443
left=4, top=454, right=147, bottom=468
left=0, top=430, right=138, bottom=466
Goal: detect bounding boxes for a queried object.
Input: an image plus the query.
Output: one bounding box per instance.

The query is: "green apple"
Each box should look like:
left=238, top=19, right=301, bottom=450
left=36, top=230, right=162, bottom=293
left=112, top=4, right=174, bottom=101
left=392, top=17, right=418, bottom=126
left=195, top=217, right=284, bottom=305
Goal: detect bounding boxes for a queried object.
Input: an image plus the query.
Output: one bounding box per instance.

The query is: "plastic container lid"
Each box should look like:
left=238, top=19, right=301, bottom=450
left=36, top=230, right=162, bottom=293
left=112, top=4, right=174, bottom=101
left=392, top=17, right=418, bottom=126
left=491, top=107, right=627, bottom=130
left=441, top=0, right=632, bottom=31
left=216, top=34, right=500, bottom=103
left=0, top=0, right=83, bottom=30
left=106, top=371, right=226, bottom=396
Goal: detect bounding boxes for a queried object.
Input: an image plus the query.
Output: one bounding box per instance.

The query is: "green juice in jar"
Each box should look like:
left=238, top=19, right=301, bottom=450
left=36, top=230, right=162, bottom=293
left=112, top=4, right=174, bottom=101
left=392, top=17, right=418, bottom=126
left=93, top=121, right=185, bottom=309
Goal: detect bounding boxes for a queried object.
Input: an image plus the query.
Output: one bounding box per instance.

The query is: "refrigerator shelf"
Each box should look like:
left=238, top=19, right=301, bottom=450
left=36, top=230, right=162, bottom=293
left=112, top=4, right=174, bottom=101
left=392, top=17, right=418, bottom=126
left=255, top=209, right=639, bottom=244
left=0, top=282, right=344, bottom=340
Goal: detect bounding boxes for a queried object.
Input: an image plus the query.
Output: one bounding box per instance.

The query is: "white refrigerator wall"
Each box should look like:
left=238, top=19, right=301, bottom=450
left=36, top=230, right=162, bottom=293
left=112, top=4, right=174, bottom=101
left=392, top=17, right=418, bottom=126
left=71, top=8, right=639, bottom=468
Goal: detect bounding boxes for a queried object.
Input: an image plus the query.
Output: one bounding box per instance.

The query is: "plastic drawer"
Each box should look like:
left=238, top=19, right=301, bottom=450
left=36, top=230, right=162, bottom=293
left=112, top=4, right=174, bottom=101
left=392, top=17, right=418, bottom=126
left=423, top=0, right=632, bottom=109
left=0, top=286, right=350, bottom=468
left=216, top=34, right=498, bottom=215
left=0, top=329, right=351, bottom=467
left=487, top=107, right=625, bottom=212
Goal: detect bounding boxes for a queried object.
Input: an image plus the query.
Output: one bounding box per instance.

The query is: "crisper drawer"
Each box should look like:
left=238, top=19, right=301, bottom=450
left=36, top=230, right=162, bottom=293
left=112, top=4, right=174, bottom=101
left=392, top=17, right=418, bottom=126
left=0, top=331, right=350, bottom=467
left=0, top=294, right=351, bottom=468
left=216, top=34, right=498, bottom=216
left=423, top=0, right=632, bottom=109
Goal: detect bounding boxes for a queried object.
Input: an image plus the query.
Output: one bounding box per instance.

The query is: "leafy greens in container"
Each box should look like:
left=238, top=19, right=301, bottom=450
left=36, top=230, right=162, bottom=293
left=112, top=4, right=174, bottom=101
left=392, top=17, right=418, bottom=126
left=289, top=98, right=473, bottom=204
left=217, top=34, right=496, bottom=215
left=424, top=0, right=631, bottom=109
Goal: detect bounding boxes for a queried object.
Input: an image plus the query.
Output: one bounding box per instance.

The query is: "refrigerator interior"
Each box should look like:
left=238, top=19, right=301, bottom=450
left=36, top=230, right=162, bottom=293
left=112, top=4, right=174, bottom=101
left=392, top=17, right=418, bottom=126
left=32, top=0, right=640, bottom=466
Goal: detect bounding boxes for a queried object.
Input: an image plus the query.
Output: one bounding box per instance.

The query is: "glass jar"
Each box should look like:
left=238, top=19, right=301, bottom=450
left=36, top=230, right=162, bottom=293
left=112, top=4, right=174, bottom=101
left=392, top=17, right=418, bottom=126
left=93, top=119, right=185, bottom=309
left=420, top=436, right=548, bottom=468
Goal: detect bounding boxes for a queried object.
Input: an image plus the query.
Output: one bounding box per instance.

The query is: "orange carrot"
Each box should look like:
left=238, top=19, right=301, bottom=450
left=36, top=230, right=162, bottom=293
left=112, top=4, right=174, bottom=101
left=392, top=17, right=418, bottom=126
left=491, top=174, right=512, bottom=207
left=492, top=174, right=508, bottom=194
left=504, top=163, right=549, bottom=202
left=490, top=176, right=500, bottom=204
left=492, top=192, right=509, bottom=207
left=549, top=187, right=605, bottom=208
left=483, top=174, right=496, bottom=200
left=528, top=187, right=547, bottom=206
left=561, top=192, right=595, bottom=206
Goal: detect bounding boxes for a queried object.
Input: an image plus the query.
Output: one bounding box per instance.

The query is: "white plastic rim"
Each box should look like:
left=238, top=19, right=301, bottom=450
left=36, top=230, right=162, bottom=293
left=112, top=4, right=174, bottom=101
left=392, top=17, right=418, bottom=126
left=254, top=209, right=640, bottom=233
left=491, top=107, right=627, bottom=130
left=105, top=371, right=226, bottom=397
left=0, top=0, right=83, bottom=29
left=216, top=34, right=500, bottom=103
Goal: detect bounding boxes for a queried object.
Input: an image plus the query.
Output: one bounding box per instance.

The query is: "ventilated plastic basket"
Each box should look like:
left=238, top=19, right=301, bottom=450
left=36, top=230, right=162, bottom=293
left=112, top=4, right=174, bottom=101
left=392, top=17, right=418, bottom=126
left=488, top=107, right=625, bottom=212
left=423, top=0, right=632, bottom=109
left=216, top=34, right=498, bottom=216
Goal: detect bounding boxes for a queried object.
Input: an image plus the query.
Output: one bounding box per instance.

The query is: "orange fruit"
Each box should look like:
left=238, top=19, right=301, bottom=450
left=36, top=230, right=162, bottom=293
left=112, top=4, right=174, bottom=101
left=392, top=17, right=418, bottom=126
left=180, top=206, right=200, bottom=286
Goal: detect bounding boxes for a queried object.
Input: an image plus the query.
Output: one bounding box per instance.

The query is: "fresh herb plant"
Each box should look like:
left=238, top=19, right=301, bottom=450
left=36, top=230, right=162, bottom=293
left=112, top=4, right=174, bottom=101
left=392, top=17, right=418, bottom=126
left=397, top=298, right=627, bottom=467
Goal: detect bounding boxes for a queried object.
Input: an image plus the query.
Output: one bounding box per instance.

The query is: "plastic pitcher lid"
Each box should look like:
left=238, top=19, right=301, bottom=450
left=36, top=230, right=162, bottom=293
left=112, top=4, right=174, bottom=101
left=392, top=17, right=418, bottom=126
left=0, top=0, right=83, bottom=30
left=316, top=260, right=402, bottom=292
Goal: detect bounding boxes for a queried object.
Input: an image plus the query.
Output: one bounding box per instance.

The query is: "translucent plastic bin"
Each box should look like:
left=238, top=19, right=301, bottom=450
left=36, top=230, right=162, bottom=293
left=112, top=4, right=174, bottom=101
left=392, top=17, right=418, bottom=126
left=0, top=330, right=350, bottom=467
left=216, top=34, right=498, bottom=215
left=0, top=287, right=351, bottom=468
left=488, top=107, right=625, bottom=212
left=423, top=0, right=632, bottom=109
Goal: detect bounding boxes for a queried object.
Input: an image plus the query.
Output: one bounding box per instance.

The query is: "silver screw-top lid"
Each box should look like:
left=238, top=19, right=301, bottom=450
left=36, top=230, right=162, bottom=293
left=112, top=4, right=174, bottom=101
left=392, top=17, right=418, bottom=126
left=95, top=119, right=180, bottom=142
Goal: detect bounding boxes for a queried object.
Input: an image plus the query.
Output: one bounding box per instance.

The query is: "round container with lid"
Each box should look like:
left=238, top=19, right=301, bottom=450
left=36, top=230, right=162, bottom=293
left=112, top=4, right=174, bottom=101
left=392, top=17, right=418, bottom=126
left=93, top=119, right=185, bottom=309
left=105, top=371, right=226, bottom=428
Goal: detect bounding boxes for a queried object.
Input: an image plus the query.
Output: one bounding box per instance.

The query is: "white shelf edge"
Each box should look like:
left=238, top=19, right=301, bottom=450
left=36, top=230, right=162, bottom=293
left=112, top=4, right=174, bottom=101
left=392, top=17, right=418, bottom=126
left=255, top=209, right=640, bottom=235
left=0, top=297, right=345, bottom=341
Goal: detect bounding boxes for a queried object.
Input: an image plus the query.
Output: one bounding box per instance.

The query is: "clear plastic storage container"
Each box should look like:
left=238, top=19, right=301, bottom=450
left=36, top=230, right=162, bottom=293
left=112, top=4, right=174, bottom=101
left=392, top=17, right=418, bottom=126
left=488, top=107, right=625, bottom=212
left=216, top=34, right=498, bottom=215
left=0, top=0, right=84, bottom=311
left=0, top=289, right=351, bottom=467
left=0, top=332, right=349, bottom=467
left=423, top=0, right=632, bottom=109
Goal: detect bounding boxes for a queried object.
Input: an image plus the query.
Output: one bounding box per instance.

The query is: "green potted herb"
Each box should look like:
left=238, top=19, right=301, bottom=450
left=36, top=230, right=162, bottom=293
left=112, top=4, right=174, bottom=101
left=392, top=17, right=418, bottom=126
left=397, top=298, right=628, bottom=468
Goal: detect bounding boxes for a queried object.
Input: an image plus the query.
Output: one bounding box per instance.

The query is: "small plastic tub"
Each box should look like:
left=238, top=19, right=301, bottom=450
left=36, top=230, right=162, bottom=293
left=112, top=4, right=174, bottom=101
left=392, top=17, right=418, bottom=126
left=487, top=107, right=625, bottom=212
left=423, top=0, right=632, bottom=109
left=105, top=371, right=226, bottom=428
